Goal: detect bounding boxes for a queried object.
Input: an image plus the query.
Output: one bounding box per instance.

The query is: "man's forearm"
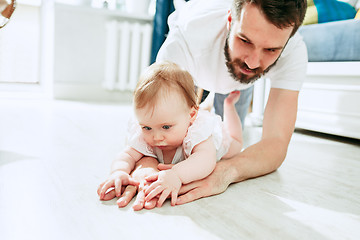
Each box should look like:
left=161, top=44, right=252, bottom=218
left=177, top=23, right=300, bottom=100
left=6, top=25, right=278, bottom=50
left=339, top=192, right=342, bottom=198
left=225, top=88, right=298, bottom=183
left=225, top=137, right=289, bottom=184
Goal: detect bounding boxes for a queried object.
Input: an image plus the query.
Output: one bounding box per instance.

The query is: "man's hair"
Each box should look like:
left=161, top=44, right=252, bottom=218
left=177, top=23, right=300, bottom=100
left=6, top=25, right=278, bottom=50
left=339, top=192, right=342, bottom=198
left=231, top=0, right=307, bottom=37
left=134, top=61, right=198, bottom=110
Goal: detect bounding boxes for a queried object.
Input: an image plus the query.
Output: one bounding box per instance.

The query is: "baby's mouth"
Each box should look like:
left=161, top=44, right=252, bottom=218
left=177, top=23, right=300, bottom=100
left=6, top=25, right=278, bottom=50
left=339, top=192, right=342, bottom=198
left=155, top=145, right=167, bottom=149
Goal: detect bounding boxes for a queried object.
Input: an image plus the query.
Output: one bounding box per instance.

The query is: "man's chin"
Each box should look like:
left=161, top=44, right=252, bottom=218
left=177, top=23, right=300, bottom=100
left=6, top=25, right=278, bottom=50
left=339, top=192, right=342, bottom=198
left=234, top=72, right=262, bottom=84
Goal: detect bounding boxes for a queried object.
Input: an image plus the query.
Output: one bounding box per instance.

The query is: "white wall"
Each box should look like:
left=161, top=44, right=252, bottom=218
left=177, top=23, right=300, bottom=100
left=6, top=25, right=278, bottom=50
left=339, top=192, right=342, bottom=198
left=53, top=3, right=153, bottom=101
left=0, top=0, right=53, bottom=99
left=0, top=4, right=40, bottom=84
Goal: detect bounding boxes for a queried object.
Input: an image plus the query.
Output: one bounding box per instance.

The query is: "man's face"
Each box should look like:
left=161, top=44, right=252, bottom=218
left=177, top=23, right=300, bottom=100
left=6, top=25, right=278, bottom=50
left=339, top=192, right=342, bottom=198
left=224, top=3, right=293, bottom=84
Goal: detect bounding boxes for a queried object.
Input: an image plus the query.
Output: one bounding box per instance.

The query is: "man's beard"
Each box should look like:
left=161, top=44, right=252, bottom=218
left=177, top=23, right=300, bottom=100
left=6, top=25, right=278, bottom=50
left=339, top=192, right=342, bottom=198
left=224, top=38, right=277, bottom=84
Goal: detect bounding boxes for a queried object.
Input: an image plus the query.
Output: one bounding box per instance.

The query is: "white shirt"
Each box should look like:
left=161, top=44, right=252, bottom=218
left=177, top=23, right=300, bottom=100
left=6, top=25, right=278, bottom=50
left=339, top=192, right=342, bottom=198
left=156, top=0, right=308, bottom=94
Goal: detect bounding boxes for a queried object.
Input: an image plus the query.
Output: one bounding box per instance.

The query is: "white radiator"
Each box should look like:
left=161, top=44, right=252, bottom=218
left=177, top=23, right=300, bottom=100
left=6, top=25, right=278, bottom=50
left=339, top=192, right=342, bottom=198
left=103, top=20, right=152, bottom=91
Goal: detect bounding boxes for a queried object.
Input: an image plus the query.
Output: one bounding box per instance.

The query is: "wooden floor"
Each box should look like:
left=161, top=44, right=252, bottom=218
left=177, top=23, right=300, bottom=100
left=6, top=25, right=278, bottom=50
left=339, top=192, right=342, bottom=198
left=1, top=99, right=359, bottom=240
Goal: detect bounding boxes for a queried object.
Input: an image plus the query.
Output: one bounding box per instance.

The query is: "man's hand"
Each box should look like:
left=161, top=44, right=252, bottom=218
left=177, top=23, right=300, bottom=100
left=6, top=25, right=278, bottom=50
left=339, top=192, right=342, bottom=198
left=118, top=182, right=158, bottom=211
left=168, top=160, right=235, bottom=205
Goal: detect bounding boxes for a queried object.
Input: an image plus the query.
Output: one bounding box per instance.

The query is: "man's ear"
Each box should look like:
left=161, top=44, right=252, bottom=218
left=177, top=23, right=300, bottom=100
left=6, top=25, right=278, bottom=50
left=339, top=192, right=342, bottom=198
left=189, top=107, right=198, bottom=124
left=227, top=10, right=232, bottom=30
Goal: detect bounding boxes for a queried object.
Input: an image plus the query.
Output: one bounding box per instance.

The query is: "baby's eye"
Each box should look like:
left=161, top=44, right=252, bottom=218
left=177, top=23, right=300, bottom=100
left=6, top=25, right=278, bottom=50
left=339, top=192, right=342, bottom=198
left=162, top=125, right=171, bottom=130
left=142, top=126, right=152, bottom=131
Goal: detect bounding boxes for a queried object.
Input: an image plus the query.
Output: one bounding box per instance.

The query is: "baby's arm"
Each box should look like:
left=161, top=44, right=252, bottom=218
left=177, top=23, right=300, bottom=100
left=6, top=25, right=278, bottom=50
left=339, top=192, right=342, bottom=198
left=145, top=137, right=217, bottom=206
left=173, top=136, right=217, bottom=184
left=98, top=146, right=143, bottom=199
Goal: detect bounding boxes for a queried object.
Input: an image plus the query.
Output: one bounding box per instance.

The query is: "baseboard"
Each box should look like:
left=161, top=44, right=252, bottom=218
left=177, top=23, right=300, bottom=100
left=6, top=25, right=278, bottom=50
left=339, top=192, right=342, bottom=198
left=54, top=82, right=133, bottom=103
left=296, top=110, right=360, bottom=139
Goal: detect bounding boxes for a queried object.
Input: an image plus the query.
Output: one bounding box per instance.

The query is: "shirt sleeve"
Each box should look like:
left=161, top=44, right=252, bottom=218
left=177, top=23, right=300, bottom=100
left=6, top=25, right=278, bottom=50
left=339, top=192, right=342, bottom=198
left=267, top=33, right=308, bottom=91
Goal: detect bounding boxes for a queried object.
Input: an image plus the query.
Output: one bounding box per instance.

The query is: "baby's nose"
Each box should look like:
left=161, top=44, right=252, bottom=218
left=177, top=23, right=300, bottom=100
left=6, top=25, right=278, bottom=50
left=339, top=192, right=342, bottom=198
left=153, top=132, right=164, bottom=141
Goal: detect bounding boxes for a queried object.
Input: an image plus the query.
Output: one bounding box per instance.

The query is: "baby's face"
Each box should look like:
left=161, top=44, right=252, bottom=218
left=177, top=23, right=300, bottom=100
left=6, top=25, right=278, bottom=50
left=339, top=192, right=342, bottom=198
left=135, top=91, right=195, bottom=152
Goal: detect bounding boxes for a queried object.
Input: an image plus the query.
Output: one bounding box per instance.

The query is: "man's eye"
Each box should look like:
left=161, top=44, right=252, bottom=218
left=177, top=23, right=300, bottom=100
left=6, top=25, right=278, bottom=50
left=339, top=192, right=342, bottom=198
left=240, top=38, right=250, bottom=44
left=162, top=125, right=171, bottom=130
left=142, top=126, right=152, bottom=130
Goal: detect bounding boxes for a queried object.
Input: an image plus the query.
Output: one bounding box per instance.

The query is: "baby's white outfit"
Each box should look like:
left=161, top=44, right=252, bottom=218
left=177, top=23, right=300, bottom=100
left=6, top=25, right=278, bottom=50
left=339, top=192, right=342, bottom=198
left=127, top=110, right=232, bottom=164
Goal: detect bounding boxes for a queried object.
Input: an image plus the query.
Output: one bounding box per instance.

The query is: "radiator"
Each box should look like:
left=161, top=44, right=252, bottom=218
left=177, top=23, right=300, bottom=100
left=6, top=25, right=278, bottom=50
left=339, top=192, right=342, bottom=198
left=103, top=20, right=152, bottom=91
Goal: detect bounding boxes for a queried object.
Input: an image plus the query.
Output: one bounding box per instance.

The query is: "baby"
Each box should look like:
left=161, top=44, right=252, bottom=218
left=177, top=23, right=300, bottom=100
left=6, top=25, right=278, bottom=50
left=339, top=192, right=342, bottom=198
left=98, top=61, right=243, bottom=208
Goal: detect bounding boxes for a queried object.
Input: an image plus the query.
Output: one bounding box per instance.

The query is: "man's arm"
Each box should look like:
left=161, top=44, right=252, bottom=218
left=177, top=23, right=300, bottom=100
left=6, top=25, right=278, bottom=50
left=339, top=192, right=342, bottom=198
left=231, top=88, right=298, bottom=181
left=176, top=88, right=299, bottom=204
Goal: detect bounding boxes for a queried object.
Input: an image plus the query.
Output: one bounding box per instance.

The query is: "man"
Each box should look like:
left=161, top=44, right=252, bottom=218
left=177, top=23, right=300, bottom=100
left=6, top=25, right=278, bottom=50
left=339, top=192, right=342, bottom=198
left=0, top=0, right=16, bottom=28
left=101, top=0, right=308, bottom=210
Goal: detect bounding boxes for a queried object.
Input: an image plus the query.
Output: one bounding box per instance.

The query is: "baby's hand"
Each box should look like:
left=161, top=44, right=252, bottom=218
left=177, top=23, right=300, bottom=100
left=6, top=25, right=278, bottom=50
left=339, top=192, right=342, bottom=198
left=98, top=170, right=139, bottom=200
left=144, top=169, right=182, bottom=207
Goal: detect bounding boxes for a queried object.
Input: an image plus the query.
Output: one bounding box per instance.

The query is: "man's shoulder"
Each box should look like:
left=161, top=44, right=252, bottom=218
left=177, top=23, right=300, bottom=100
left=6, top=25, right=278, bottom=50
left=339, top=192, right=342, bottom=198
left=169, top=0, right=231, bottom=34
left=266, top=32, right=308, bottom=90
left=283, top=33, right=306, bottom=56
left=269, top=32, right=307, bottom=72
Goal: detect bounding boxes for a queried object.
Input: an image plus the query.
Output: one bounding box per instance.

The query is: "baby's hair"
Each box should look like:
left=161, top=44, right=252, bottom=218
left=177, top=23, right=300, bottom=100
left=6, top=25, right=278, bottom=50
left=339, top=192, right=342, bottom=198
left=134, top=61, right=198, bottom=110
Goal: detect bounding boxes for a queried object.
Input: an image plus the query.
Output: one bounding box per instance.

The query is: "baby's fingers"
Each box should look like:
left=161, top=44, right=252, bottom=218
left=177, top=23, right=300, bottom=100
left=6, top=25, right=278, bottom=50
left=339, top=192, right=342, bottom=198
left=114, top=178, right=123, bottom=197
left=145, top=185, right=163, bottom=202
left=157, top=189, right=171, bottom=207
left=99, top=180, right=115, bottom=199
left=144, top=181, right=159, bottom=196
left=97, top=182, right=105, bottom=196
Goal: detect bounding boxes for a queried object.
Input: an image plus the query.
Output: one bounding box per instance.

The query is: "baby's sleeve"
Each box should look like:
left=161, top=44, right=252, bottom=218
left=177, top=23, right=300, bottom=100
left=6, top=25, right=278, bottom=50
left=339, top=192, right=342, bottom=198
left=183, top=111, right=219, bottom=158
left=183, top=111, right=230, bottom=161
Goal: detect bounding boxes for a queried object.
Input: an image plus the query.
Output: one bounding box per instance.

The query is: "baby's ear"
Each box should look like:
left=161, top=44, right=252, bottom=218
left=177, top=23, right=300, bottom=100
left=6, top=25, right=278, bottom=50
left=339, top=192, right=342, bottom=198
left=189, top=107, right=198, bottom=124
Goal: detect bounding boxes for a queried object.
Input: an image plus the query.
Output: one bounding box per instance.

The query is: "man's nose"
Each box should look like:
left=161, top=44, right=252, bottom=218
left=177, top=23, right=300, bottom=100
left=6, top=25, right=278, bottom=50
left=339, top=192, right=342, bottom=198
left=245, top=49, right=261, bottom=70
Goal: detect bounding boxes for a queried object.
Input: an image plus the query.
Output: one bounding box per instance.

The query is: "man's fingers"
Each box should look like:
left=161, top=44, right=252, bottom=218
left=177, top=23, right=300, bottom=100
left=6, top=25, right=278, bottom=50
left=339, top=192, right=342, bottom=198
left=157, top=163, right=174, bottom=171
left=128, top=177, right=140, bottom=187
left=102, top=189, right=116, bottom=201
left=144, top=199, right=157, bottom=209
left=176, top=188, right=204, bottom=205
left=132, top=190, right=146, bottom=211
left=178, top=181, right=199, bottom=195
left=117, top=185, right=137, bottom=208
left=171, top=191, right=178, bottom=206
left=145, top=173, right=158, bottom=183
